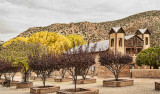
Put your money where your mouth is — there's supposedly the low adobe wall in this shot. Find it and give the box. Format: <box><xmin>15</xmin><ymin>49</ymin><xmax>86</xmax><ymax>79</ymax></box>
<box><xmin>16</xmin><ymin>82</ymin><xmax>33</xmax><ymax>89</ymax></box>
<box><xmin>131</xmin><ymin>69</ymin><xmax>160</xmax><ymax>78</ymax></box>
<box><xmin>98</xmin><ymin>66</ymin><xmax>130</xmax><ymax>78</ymax></box>
<box><xmin>73</xmin><ymin>78</ymin><xmax>96</xmax><ymax>84</ymax></box>
<box><xmin>30</xmin><ymin>85</ymin><xmax>60</xmax><ymax>94</ymax></box>
<box><xmin>103</xmin><ymin>79</ymin><xmax>134</xmax><ymax>87</ymax></box>
<box><xmin>57</xmin><ymin>88</ymin><xmax>99</xmax><ymax>94</ymax></box>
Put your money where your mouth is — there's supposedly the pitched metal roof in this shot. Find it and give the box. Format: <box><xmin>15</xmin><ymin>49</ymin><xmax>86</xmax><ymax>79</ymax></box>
<box><xmin>67</xmin><ymin>40</ymin><xmax>109</xmax><ymax>53</ymax></box>
<box><xmin>138</xmin><ymin>29</ymin><xmax>147</xmax><ymax>34</ymax></box>
<box><xmin>112</xmin><ymin>27</ymin><xmax>121</xmax><ymax>33</ymax></box>
<box><xmin>125</xmin><ymin>35</ymin><xmax>135</xmax><ymax>40</ymax></box>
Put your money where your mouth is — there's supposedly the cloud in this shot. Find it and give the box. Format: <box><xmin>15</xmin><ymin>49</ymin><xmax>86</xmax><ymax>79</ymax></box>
<box><xmin>0</xmin><ymin>0</ymin><xmax>160</xmax><ymax>41</ymax></box>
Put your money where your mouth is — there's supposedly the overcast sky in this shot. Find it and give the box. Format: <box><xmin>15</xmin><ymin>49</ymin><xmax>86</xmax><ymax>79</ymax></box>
<box><xmin>0</xmin><ymin>0</ymin><xmax>160</xmax><ymax>41</ymax></box>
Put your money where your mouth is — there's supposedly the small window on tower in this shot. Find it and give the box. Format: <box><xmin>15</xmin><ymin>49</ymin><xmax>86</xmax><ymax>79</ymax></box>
<box><xmin>111</xmin><ymin>39</ymin><xmax>114</xmax><ymax>47</ymax></box>
<box><xmin>119</xmin><ymin>38</ymin><xmax>122</xmax><ymax>47</ymax></box>
<box><xmin>145</xmin><ymin>37</ymin><xmax>148</xmax><ymax>45</ymax></box>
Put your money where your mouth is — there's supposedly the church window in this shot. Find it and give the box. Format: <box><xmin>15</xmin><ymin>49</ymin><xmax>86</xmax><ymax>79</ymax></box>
<box><xmin>111</xmin><ymin>39</ymin><xmax>114</xmax><ymax>47</ymax></box>
<box><xmin>145</xmin><ymin>37</ymin><xmax>148</xmax><ymax>45</ymax></box>
<box><xmin>119</xmin><ymin>38</ymin><xmax>122</xmax><ymax>47</ymax></box>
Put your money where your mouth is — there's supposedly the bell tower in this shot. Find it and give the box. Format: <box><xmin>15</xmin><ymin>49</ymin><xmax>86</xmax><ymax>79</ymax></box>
<box><xmin>109</xmin><ymin>27</ymin><xmax>125</xmax><ymax>54</ymax></box>
<box><xmin>135</xmin><ymin>29</ymin><xmax>151</xmax><ymax>49</ymax></box>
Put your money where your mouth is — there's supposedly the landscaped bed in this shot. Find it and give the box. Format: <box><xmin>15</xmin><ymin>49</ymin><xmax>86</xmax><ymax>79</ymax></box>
<box><xmin>73</xmin><ymin>78</ymin><xmax>96</xmax><ymax>84</ymax></box>
<box><xmin>30</xmin><ymin>85</ymin><xmax>60</xmax><ymax>94</ymax></box>
<box><xmin>0</xmin><ymin>81</ymin><xmax>4</xmax><ymax>85</ymax></box>
<box><xmin>1</xmin><ymin>81</ymin><xmax>19</xmax><ymax>87</ymax></box>
<box><xmin>99</xmin><ymin>51</ymin><xmax>133</xmax><ymax>87</ymax></box>
<box><xmin>54</xmin><ymin>77</ymin><xmax>73</xmax><ymax>82</ymax></box>
<box><xmin>0</xmin><ymin>78</ymin><xmax>5</xmax><ymax>81</ymax></box>
<box><xmin>30</xmin><ymin>76</ymin><xmax>41</xmax><ymax>81</ymax></box>
<box><xmin>57</xmin><ymin>88</ymin><xmax>99</xmax><ymax>94</ymax></box>
<box><xmin>16</xmin><ymin>82</ymin><xmax>33</xmax><ymax>89</ymax></box>
<box><xmin>103</xmin><ymin>79</ymin><xmax>134</xmax><ymax>87</ymax></box>
<box><xmin>10</xmin><ymin>81</ymin><xmax>20</xmax><ymax>86</ymax></box>
<box><xmin>155</xmin><ymin>82</ymin><xmax>160</xmax><ymax>90</ymax></box>
<box><xmin>30</xmin><ymin>76</ymin><xmax>54</xmax><ymax>81</ymax></box>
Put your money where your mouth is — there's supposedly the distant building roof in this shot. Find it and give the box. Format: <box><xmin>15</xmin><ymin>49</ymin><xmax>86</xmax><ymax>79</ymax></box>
<box><xmin>125</xmin><ymin>35</ymin><xmax>135</xmax><ymax>40</ymax></box>
<box><xmin>67</xmin><ymin>40</ymin><xmax>109</xmax><ymax>53</ymax></box>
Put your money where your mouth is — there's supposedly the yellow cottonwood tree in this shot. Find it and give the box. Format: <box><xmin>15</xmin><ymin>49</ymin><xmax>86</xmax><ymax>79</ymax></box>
<box><xmin>0</xmin><ymin>41</ymin><xmax>47</xmax><ymax>82</ymax></box>
<box><xmin>28</xmin><ymin>31</ymin><xmax>71</xmax><ymax>53</ymax></box>
<box><xmin>66</xmin><ymin>34</ymin><xmax>86</xmax><ymax>48</ymax></box>
<box><xmin>3</xmin><ymin>37</ymin><xmax>28</xmax><ymax>47</ymax></box>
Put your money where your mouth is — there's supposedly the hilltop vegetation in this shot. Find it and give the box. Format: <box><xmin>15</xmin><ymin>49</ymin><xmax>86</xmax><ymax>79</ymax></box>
<box><xmin>17</xmin><ymin>10</ymin><xmax>160</xmax><ymax>46</ymax></box>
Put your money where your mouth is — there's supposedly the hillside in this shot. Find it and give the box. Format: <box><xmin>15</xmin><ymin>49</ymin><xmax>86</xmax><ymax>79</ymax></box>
<box><xmin>17</xmin><ymin>10</ymin><xmax>160</xmax><ymax>46</ymax></box>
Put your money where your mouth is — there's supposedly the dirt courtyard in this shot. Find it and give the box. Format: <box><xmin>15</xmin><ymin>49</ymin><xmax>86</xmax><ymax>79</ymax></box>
<box><xmin>0</xmin><ymin>76</ymin><xmax>160</xmax><ymax>94</ymax></box>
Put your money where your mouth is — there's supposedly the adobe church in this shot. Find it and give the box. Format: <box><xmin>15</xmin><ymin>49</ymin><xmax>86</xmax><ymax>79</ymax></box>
<box><xmin>94</xmin><ymin>27</ymin><xmax>151</xmax><ymax>78</ymax></box>
<box><xmin>108</xmin><ymin>27</ymin><xmax>151</xmax><ymax>56</ymax></box>
<box><xmin>71</xmin><ymin>27</ymin><xmax>151</xmax><ymax>56</ymax></box>
<box><xmin>53</xmin><ymin>27</ymin><xmax>151</xmax><ymax>78</ymax></box>
<box><xmin>74</xmin><ymin>27</ymin><xmax>151</xmax><ymax>78</ymax></box>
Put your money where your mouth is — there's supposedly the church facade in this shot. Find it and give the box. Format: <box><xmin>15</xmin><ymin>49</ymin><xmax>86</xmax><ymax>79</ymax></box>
<box><xmin>108</xmin><ymin>27</ymin><xmax>151</xmax><ymax>56</ymax></box>
<box><xmin>96</xmin><ymin>27</ymin><xmax>151</xmax><ymax>78</ymax></box>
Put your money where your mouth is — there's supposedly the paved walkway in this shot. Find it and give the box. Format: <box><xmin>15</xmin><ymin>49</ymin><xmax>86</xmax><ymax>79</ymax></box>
<box><xmin>0</xmin><ymin>77</ymin><xmax>160</xmax><ymax>94</ymax></box>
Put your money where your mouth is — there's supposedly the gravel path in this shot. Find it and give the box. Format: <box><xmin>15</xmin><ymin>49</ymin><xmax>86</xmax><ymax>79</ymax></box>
<box><xmin>0</xmin><ymin>77</ymin><xmax>160</xmax><ymax>94</ymax></box>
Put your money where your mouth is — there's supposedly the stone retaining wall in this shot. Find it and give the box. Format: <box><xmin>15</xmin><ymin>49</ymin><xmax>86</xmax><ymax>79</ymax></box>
<box><xmin>131</xmin><ymin>69</ymin><xmax>160</xmax><ymax>78</ymax></box>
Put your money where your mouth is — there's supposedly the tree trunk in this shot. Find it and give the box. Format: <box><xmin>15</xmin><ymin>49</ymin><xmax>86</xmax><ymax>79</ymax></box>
<box><xmin>24</xmin><ymin>71</ymin><xmax>29</xmax><ymax>82</ymax></box>
<box><xmin>36</xmin><ymin>72</ymin><xmax>39</xmax><ymax>77</ymax></box>
<box><xmin>47</xmin><ymin>74</ymin><xmax>50</xmax><ymax>77</ymax></box>
<box><xmin>24</xmin><ymin>73</ymin><xmax>26</xmax><ymax>82</ymax></box>
<box><xmin>11</xmin><ymin>73</ymin><xmax>15</xmax><ymax>82</ymax></box>
<box><xmin>62</xmin><ymin>69</ymin><xmax>66</xmax><ymax>79</ymax></box>
<box><xmin>74</xmin><ymin>69</ymin><xmax>77</xmax><ymax>92</ymax></box>
<box><xmin>62</xmin><ymin>74</ymin><xmax>65</xmax><ymax>79</ymax></box>
<box><xmin>82</xmin><ymin>75</ymin><xmax>86</xmax><ymax>80</ymax></box>
<box><xmin>43</xmin><ymin>76</ymin><xmax>46</xmax><ymax>87</ymax></box>
<box><xmin>47</xmin><ymin>70</ymin><xmax>53</xmax><ymax>77</ymax></box>
<box><xmin>115</xmin><ymin>75</ymin><xmax>119</xmax><ymax>81</ymax></box>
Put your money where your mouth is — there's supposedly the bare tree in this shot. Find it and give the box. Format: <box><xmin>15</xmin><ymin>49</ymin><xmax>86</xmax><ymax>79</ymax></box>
<box><xmin>0</xmin><ymin>58</ymin><xmax>20</xmax><ymax>81</ymax></box>
<box><xmin>60</xmin><ymin>43</ymin><xmax>97</xmax><ymax>92</ymax></box>
<box><xmin>99</xmin><ymin>51</ymin><xmax>132</xmax><ymax>81</ymax></box>
<box><xmin>8</xmin><ymin>65</ymin><xmax>21</xmax><ymax>82</ymax></box>
<box><xmin>28</xmin><ymin>53</ymin><xmax>61</xmax><ymax>87</ymax></box>
<box><xmin>0</xmin><ymin>58</ymin><xmax>12</xmax><ymax>79</ymax></box>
